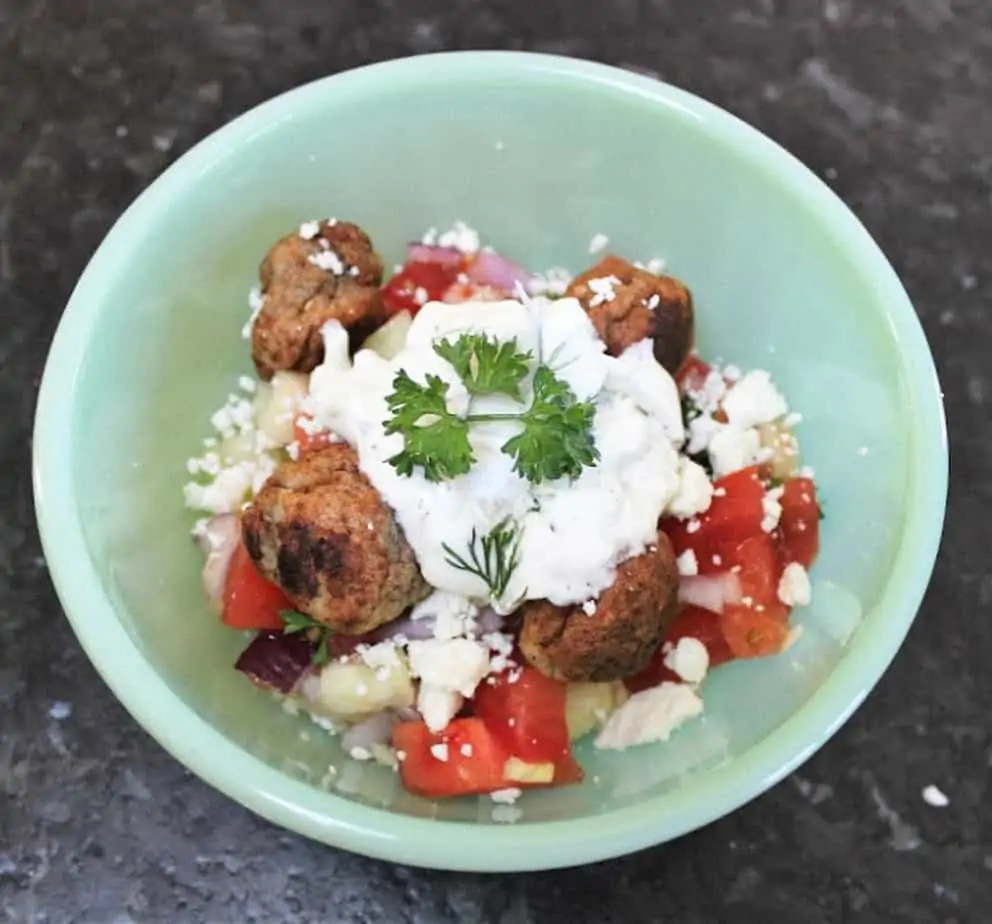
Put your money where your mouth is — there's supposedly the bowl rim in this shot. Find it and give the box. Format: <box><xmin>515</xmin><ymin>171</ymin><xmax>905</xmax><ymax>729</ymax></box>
<box><xmin>33</xmin><ymin>50</ymin><xmax>948</xmax><ymax>872</ymax></box>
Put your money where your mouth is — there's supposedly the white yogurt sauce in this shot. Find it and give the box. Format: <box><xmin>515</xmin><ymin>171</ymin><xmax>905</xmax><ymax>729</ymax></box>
<box><xmin>307</xmin><ymin>295</ymin><xmax>689</xmax><ymax>611</ymax></box>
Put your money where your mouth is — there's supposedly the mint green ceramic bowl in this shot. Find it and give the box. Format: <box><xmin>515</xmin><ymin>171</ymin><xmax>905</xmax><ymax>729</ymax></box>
<box><xmin>33</xmin><ymin>52</ymin><xmax>947</xmax><ymax>871</ymax></box>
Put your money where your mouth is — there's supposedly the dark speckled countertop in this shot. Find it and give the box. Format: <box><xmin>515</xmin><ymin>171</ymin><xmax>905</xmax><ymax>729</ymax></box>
<box><xmin>2</xmin><ymin>1</ymin><xmax>990</xmax><ymax>921</ymax></box>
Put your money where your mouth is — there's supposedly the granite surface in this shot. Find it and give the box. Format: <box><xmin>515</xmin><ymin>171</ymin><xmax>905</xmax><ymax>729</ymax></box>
<box><xmin>2</xmin><ymin>0</ymin><xmax>990</xmax><ymax>921</ymax></box>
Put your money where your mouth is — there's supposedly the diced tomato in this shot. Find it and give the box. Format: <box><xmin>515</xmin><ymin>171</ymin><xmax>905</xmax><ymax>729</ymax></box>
<box><xmin>382</xmin><ymin>261</ymin><xmax>462</xmax><ymax>316</ymax></box>
<box><xmin>676</xmin><ymin>355</ymin><xmax>712</xmax><ymax>393</ymax></box>
<box><xmin>663</xmin><ymin>466</ymin><xmax>766</xmax><ymax>561</ymax></box>
<box><xmin>778</xmin><ymin>477</ymin><xmax>820</xmax><ymax>569</ymax></box>
<box><xmin>473</xmin><ymin>668</ymin><xmax>579</xmax><ymax>784</ymax></box>
<box><xmin>720</xmin><ymin>606</ymin><xmax>790</xmax><ymax>659</ymax></box>
<box><xmin>392</xmin><ymin>718</ymin><xmax>508</xmax><ymax>799</ymax></box>
<box><xmin>625</xmin><ymin>605</ymin><xmax>735</xmax><ymax>693</ymax></box>
<box><xmin>727</xmin><ymin>533</ymin><xmax>788</xmax><ymax>618</ymax></box>
<box><xmin>222</xmin><ymin>542</ymin><xmax>294</xmax><ymax>631</ymax></box>
<box><xmin>292</xmin><ymin>414</ymin><xmax>332</xmax><ymax>454</ymax></box>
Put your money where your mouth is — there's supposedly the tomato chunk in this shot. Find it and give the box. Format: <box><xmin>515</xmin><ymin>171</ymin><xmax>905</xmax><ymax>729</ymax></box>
<box><xmin>726</xmin><ymin>533</ymin><xmax>788</xmax><ymax>618</ymax></box>
<box><xmin>222</xmin><ymin>542</ymin><xmax>294</xmax><ymax>631</ymax></box>
<box><xmin>664</xmin><ymin>466</ymin><xmax>766</xmax><ymax>561</ymax></box>
<box><xmin>625</xmin><ymin>605</ymin><xmax>735</xmax><ymax>693</ymax></box>
<box><xmin>382</xmin><ymin>261</ymin><xmax>462</xmax><ymax>316</ymax></box>
<box><xmin>778</xmin><ymin>477</ymin><xmax>821</xmax><ymax>569</ymax></box>
<box><xmin>720</xmin><ymin>605</ymin><xmax>790</xmax><ymax>659</ymax></box>
<box><xmin>392</xmin><ymin>718</ymin><xmax>508</xmax><ymax>799</ymax></box>
<box><xmin>676</xmin><ymin>355</ymin><xmax>712</xmax><ymax>393</ymax></box>
<box><xmin>473</xmin><ymin>668</ymin><xmax>580</xmax><ymax>784</ymax></box>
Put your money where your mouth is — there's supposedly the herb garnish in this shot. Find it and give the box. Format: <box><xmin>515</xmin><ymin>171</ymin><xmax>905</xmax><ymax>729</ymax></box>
<box><xmin>442</xmin><ymin>517</ymin><xmax>523</xmax><ymax>601</ymax></box>
<box><xmin>279</xmin><ymin>610</ymin><xmax>334</xmax><ymax>667</ymax></box>
<box><xmin>383</xmin><ymin>333</ymin><xmax>599</xmax><ymax>485</ymax></box>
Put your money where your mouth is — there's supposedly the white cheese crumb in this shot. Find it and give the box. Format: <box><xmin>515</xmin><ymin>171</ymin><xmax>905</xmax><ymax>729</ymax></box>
<box><xmin>922</xmin><ymin>784</ymin><xmax>950</xmax><ymax>807</ymax></box>
<box><xmin>408</xmin><ymin>638</ymin><xmax>490</xmax><ymax>697</ymax></box>
<box><xmin>663</xmin><ymin>637</ymin><xmax>710</xmax><ymax>684</ymax></box>
<box><xmin>349</xmin><ymin>746</ymin><xmax>373</xmax><ymax>761</ymax></box>
<box><xmin>460</xmin><ymin>743</ymin><xmax>474</xmax><ymax>758</ymax></box>
<box><xmin>238</xmin><ymin>375</ymin><xmax>257</xmax><ymax>394</ymax></box>
<box><xmin>778</xmin><ymin>562</ymin><xmax>812</xmax><ymax>607</ymax></box>
<box><xmin>286</xmin><ymin>440</ymin><xmax>301</xmax><ymax>460</ymax></box>
<box><xmin>242</xmin><ymin>287</ymin><xmax>265</xmax><ymax>340</ymax></box>
<box><xmin>722</xmin><ymin>370</ymin><xmax>789</xmax><ymax>429</ymax></box>
<box><xmin>594</xmin><ymin>682</ymin><xmax>703</xmax><ymax>750</ymax></box>
<box><xmin>437</xmin><ymin>221</ymin><xmax>480</xmax><ymax>254</ymax></box>
<box><xmin>761</xmin><ymin>486</ymin><xmax>784</xmax><ymax>533</ymax></box>
<box><xmin>646</xmin><ymin>293</ymin><xmax>661</xmax><ymax>310</ymax></box>
<box><xmin>430</xmin><ymin>743</ymin><xmax>449</xmax><ymax>762</ymax></box>
<box><xmin>676</xmin><ymin>549</ymin><xmax>699</xmax><ymax>576</ymax></box>
<box><xmin>299</xmin><ymin>220</ymin><xmax>320</xmax><ymax>240</ymax></box>
<box><xmin>686</xmin><ymin>519</ymin><xmax>701</xmax><ymax>534</ymax></box>
<box><xmin>527</xmin><ymin>266</ymin><xmax>572</xmax><ymax>297</ymax></box>
<box><xmin>413</xmin><ymin>286</ymin><xmax>429</xmax><ymax>306</ymax></box>
<box><xmin>708</xmin><ymin>424</ymin><xmax>762</xmax><ymax>478</ymax></box>
<box><xmin>645</xmin><ymin>256</ymin><xmax>666</xmax><ymax>274</ymax></box>
<box><xmin>799</xmin><ymin>465</ymin><xmax>816</xmax><ymax>478</ymax></box>
<box><xmin>582</xmin><ymin>599</ymin><xmax>597</xmax><ymax>616</ymax></box>
<box><xmin>668</xmin><ymin>458</ymin><xmax>714</xmax><ymax>519</ymax></box>
<box><xmin>587</xmin><ymin>275</ymin><xmax>621</xmax><ymax>307</ymax></box>
<box><xmin>588</xmin><ymin>232</ymin><xmax>609</xmax><ymax>254</ymax></box>
<box><xmin>490</xmin><ymin>787</ymin><xmax>522</xmax><ymax>804</ymax></box>
<box><xmin>358</xmin><ymin>642</ymin><xmax>402</xmax><ymax>672</ymax></box>
<box><xmin>309</xmin><ymin>249</ymin><xmax>345</xmax><ymax>275</ymax></box>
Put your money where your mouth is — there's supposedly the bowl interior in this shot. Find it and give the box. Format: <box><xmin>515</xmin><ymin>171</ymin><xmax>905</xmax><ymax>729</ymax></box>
<box><xmin>41</xmin><ymin>55</ymin><xmax>942</xmax><ymax>858</ymax></box>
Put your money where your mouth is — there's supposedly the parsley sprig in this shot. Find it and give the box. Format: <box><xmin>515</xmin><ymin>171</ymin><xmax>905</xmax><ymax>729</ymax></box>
<box><xmin>383</xmin><ymin>334</ymin><xmax>599</xmax><ymax>485</ymax></box>
<box><xmin>442</xmin><ymin>517</ymin><xmax>523</xmax><ymax>601</ymax></box>
<box><xmin>279</xmin><ymin>610</ymin><xmax>334</xmax><ymax>667</ymax></box>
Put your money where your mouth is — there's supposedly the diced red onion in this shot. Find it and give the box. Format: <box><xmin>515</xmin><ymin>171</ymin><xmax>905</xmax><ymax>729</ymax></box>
<box><xmin>466</xmin><ymin>250</ymin><xmax>531</xmax><ymax>291</ymax></box>
<box><xmin>406</xmin><ymin>243</ymin><xmax>465</xmax><ymax>267</ymax></box>
<box><xmin>340</xmin><ymin>711</ymin><xmax>397</xmax><ymax>753</ymax></box>
<box><xmin>476</xmin><ymin>607</ymin><xmax>505</xmax><ymax>635</ymax></box>
<box><xmin>678</xmin><ymin>572</ymin><xmax>742</xmax><ymax>614</ymax></box>
<box><xmin>234</xmin><ymin>632</ymin><xmax>316</xmax><ymax>694</ymax></box>
<box><xmin>195</xmin><ymin>514</ymin><xmax>240</xmax><ymax>612</ymax></box>
<box><xmin>371</xmin><ymin>614</ymin><xmax>437</xmax><ymax>643</ymax></box>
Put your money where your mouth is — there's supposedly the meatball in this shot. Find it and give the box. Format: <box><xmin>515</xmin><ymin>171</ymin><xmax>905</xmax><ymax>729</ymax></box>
<box><xmin>565</xmin><ymin>255</ymin><xmax>694</xmax><ymax>374</ymax></box>
<box><xmin>251</xmin><ymin>219</ymin><xmax>387</xmax><ymax>380</ymax></box>
<box><xmin>241</xmin><ymin>443</ymin><xmax>431</xmax><ymax>634</ymax></box>
<box><xmin>518</xmin><ymin>535</ymin><xmax>680</xmax><ymax>683</ymax></box>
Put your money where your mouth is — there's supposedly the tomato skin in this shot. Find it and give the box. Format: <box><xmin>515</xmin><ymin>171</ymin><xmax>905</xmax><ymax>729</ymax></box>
<box><xmin>222</xmin><ymin>542</ymin><xmax>294</xmax><ymax>631</ymax></box>
<box><xmin>663</xmin><ymin>466</ymin><xmax>766</xmax><ymax>562</ymax></box>
<box><xmin>292</xmin><ymin>414</ymin><xmax>332</xmax><ymax>454</ymax></box>
<box><xmin>625</xmin><ymin>605</ymin><xmax>735</xmax><ymax>693</ymax></box>
<box><xmin>382</xmin><ymin>261</ymin><xmax>461</xmax><ymax>316</ymax></box>
<box><xmin>473</xmin><ymin>668</ymin><xmax>580</xmax><ymax>784</ymax></box>
<box><xmin>392</xmin><ymin>718</ymin><xmax>509</xmax><ymax>799</ymax></box>
<box><xmin>778</xmin><ymin>477</ymin><xmax>820</xmax><ymax>569</ymax></box>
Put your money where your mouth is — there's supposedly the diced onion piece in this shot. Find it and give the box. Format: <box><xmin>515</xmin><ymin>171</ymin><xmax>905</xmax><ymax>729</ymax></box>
<box><xmin>678</xmin><ymin>572</ymin><xmax>743</xmax><ymax>614</ymax></box>
<box><xmin>565</xmin><ymin>681</ymin><xmax>629</xmax><ymax>742</ymax></box>
<box><xmin>302</xmin><ymin>658</ymin><xmax>414</xmax><ymax>721</ymax></box>
<box><xmin>466</xmin><ymin>250</ymin><xmax>531</xmax><ymax>291</ymax></box>
<box><xmin>757</xmin><ymin>419</ymin><xmax>800</xmax><ymax>481</ymax></box>
<box><xmin>407</xmin><ymin>243</ymin><xmax>465</xmax><ymax>267</ymax></box>
<box><xmin>234</xmin><ymin>632</ymin><xmax>315</xmax><ymax>694</ymax></box>
<box><xmin>255</xmin><ymin>371</ymin><xmax>309</xmax><ymax>446</ymax></box>
<box><xmin>340</xmin><ymin>710</ymin><xmax>398</xmax><ymax>753</ymax></box>
<box><xmin>360</xmin><ymin>311</ymin><xmax>413</xmax><ymax>360</ymax></box>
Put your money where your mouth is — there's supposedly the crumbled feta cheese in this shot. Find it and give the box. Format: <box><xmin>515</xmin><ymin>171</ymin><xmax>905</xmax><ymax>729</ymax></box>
<box><xmin>184</xmin><ymin>457</ymin><xmax>276</xmax><ymax>514</ymax></box>
<box><xmin>588</xmin><ymin>233</ymin><xmax>609</xmax><ymax>254</ymax></box>
<box><xmin>527</xmin><ymin>267</ymin><xmax>572</xmax><ymax>297</ymax></box>
<box><xmin>460</xmin><ymin>743</ymin><xmax>474</xmax><ymax>758</ymax></box>
<box><xmin>922</xmin><ymin>784</ymin><xmax>950</xmax><ymax>807</ymax></box>
<box><xmin>238</xmin><ymin>375</ymin><xmax>257</xmax><ymax>394</ymax></box>
<box><xmin>686</xmin><ymin>518</ymin><xmax>701</xmax><ymax>534</ymax></box>
<box><xmin>408</xmin><ymin>638</ymin><xmax>490</xmax><ymax>698</ymax></box>
<box><xmin>722</xmin><ymin>370</ymin><xmax>789</xmax><ymax>429</ymax></box>
<box><xmin>668</xmin><ymin>458</ymin><xmax>714</xmax><ymax>519</ymax></box>
<box><xmin>708</xmin><ymin>424</ymin><xmax>762</xmax><ymax>478</ymax></box>
<box><xmin>761</xmin><ymin>486</ymin><xmax>784</xmax><ymax>533</ymax></box>
<box><xmin>349</xmin><ymin>746</ymin><xmax>373</xmax><ymax>761</ymax></box>
<box><xmin>646</xmin><ymin>293</ymin><xmax>661</xmax><ymax>310</ymax></box>
<box><xmin>437</xmin><ymin>221</ymin><xmax>480</xmax><ymax>254</ymax></box>
<box><xmin>309</xmin><ymin>250</ymin><xmax>345</xmax><ymax>275</ymax></box>
<box><xmin>676</xmin><ymin>549</ymin><xmax>699</xmax><ymax>576</ymax></box>
<box><xmin>799</xmin><ymin>465</ymin><xmax>816</xmax><ymax>478</ymax></box>
<box><xmin>645</xmin><ymin>256</ymin><xmax>665</xmax><ymax>274</ymax></box>
<box><xmin>483</xmin><ymin>631</ymin><xmax>516</xmax><ymax>673</ymax></box>
<box><xmin>358</xmin><ymin>642</ymin><xmax>402</xmax><ymax>672</ymax></box>
<box><xmin>299</xmin><ymin>220</ymin><xmax>320</xmax><ymax>240</ymax></box>
<box><xmin>594</xmin><ymin>682</ymin><xmax>703</xmax><ymax>750</ymax></box>
<box><xmin>587</xmin><ymin>275</ymin><xmax>621</xmax><ymax>307</ymax></box>
<box><xmin>778</xmin><ymin>562</ymin><xmax>812</xmax><ymax>607</ymax></box>
<box><xmin>582</xmin><ymin>599</ymin><xmax>597</xmax><ymax>616</ymax></box>
<box><xmin>490</xmin><ymin>787</ymin><xmax>522</xmax><ymax>804</ymax></box>
<box><xmin>242</xmin><ymin>287</ymin><xmax>265</xmax><ymax>340</ymax></box>
<box><xmin>417</xmin><ymin>685</ymin><xmax>462</xmax><ymax>733</ymax></box>
<box><xmin>286</xmin><ymin>440</ymin><xmax>301</xmax><ymax>460</ymax></box>
<box><xmin>430</xmin><ymin>743</ymin><xmax>449</xmax><ymax>762</ymax></box>
<box><xmin>210</xmin><ymin>394</ymin><xmax>255</xmax><ymax>439</ymax></box>
<box><xmin>411</xmin><ymin>590</ymin><xmax>479</xmax><ymax>641</ymax></box>
<box><xmin>784</xmin><ymin>411</ymin><xmax>803</xmax><ymax>428</ymax></box>
<box><xmin>663</xmin><ymin>637</ymin><xmax>709</xmax><ymax>684</ymax></box>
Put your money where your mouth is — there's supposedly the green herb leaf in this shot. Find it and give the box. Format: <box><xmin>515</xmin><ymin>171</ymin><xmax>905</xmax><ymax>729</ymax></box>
<box><xmin>442</xmin><ymin>517</ymin><xmax>523</xmax><ymax>601</ymax></box>
<box><xmin>279</xmin><ymin>610</ymin><xmax>334</xmax><ymax>667</ymax></box>
<box><xmin>502</xmin><ymin>366</ymin><xmax>599</xmax><ymax>483</ymax></box>
<box><xmin>279</xmin><ymin>609</ymin><xmax>323</xmax><ymax>633</ymax></box>
<box><xmin>434</xmin><ymin>334</ymin><xmax>532</xmax><ymax>400</ymax></box>
<box><xmin>383</xmin><ymin>369</ymin><xmax>474</xmax><ymax>482</ymax></box>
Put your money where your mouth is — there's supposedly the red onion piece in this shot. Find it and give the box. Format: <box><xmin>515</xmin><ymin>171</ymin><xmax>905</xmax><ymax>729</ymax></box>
<box><xmin>466</xmin><ymin>250</ymin><xmax>531</xmax><ymax>291</ymax></box>
<box><xmin>678</xmin><ymin>572</ymin><xmax>742</xmax><ymax>614</ymax></box>
<box><xmin>476</xmin><ymin>607</ymin><xmax>505</xmax><ymax>635</ymax></box>
<box><xmin>341</xmin><ymin>711</ymin><xmax>397</xmax><ymax>753</ymax></box>
<box><xmin>234</xmin><ymin>632</ymin><xmax>315</xmax><ymax>694</ymax></box>
<box><xmin>370</xmin><ymin>613</ymin><xmax>437</xmax><ymax>643</ymax></box>
<box><xmin>195</xmin><ymin>514</ymin><xmax>240</xmax><ymax>613</ymax></box>
<box><xmin>406</xmin><ymin>243</ymin><xmax>465</xmax><ymax>267</ymax></box>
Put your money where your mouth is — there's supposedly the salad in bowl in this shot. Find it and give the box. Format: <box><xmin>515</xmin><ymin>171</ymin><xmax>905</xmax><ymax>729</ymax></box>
<box><xmin>184</xmin><ymin>218</ymin><xmax>822</xmax><ymax>806</ymax></box>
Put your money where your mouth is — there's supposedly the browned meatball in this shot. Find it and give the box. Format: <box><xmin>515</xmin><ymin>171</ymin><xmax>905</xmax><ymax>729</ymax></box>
<box><xmin>241</xmin><ymin>443</ymin><xmax>431</xmax><ymax>634</ymax></box>
<box><xmin>251</xmin><ymin>220</ymin><xmax>387</xmax><ymax>380</ymax></box>
<box><xmin>565</xmin><ymin>255</ymin><xmax>694</xmax><ymax>374</ymax></box>
<box><xmin>518</xmin><ymin>535</ymin><xmax>680</xmax><ymax>682</ymax></box>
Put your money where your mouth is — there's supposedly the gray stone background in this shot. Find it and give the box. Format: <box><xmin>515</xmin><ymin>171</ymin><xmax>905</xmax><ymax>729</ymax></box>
<box><xmin>1</xmin><ymin>1</ymin><xmax>989</xmax><ymax>921</ymax></box>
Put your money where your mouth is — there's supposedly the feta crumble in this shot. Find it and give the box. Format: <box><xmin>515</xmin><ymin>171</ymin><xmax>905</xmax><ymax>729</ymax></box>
<box><xmin>434</xmin><ymin>221</ymin><xmax>480</xmax><ymax>254</ymax></box>
<box><xmin>299</xmin><ymin>220</ymin><xmax>320</xmax><ymax>240</ymax></box>
<box><xmin>722</xmin><ymin>370</ymin><xmax>789</xmax><ymax>429</ymax></box>
<box><xmin>527</xmin><ymin>266</ymin><xmax>572</xmax><ymax>297</ymax></box>
<box><xmin>922</xmin><ymin>784</ymin><xmax>950</xmax><ymax>807</ymax></box>
<box><xmin>668</xmin><ymin>458</ymin><xmax>714</xmax><ymax>519</ymax></box>
<box><xmin>663</xmin><ymin>637</ymin><xmax>709</xmax><ymax>684</ymax></box>
<box><xmin>490</xmin><ymin>787</ymin><xmax>522</xmax><ymax>804</ymax></box>
<box><xmin>587</xmin><ymin>275</ymin><xmax>621</xmax><ymax>307</ymax></box>
<box><xmin>676</xmin><ymin>549</ymin><xmax>699</xmax><ymax>576</ymax></box>
<box><xmin>778</xmin><ymin>562</ymin><xmax>812</xmax><ymax>607</ymax></box>
<box><xmin>430</xmin><ymin>743</ymin><xmax>450</xmax><ymax>762</ymax></box>
<box><xmin>761</xmin><ymin>486</ymin><xmax>784</xmax><ymax>533</ymax></box>
<box><xmin>588</xmin><ymin>233</ymin><xmax>609</xmax><ymax>254</ymax></box>
<box><xmin>241</xmin><ymin>287</ymin><xmax>265</xmax><ymax>340</ymax></box>
<box><xmin>582</xmin><ymin>599</ymin><xmax>597</xmax><ymax>616</ymax></box>
<box><xmin>309</xmin><ymin>249</ymin><xmax>345</xmax><ymax>275</ymax></box>
<box><xmin>594</xmin><ymin>682</ymin><xmax>703</xmax><ymax>750</ymax></box>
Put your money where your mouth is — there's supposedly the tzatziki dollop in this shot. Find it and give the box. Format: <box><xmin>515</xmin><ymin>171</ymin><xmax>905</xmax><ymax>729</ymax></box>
<box><xmin>307</xmin><ymin>295</ymin><xmax>691</xmax><ymax>611</ymax></box>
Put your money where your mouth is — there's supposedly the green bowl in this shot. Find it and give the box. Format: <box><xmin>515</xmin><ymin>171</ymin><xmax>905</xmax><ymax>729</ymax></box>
<box><xmin>33</xmin><ymin>52</ymin><xmax>947</xmax><ymax>871</ymax></box>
